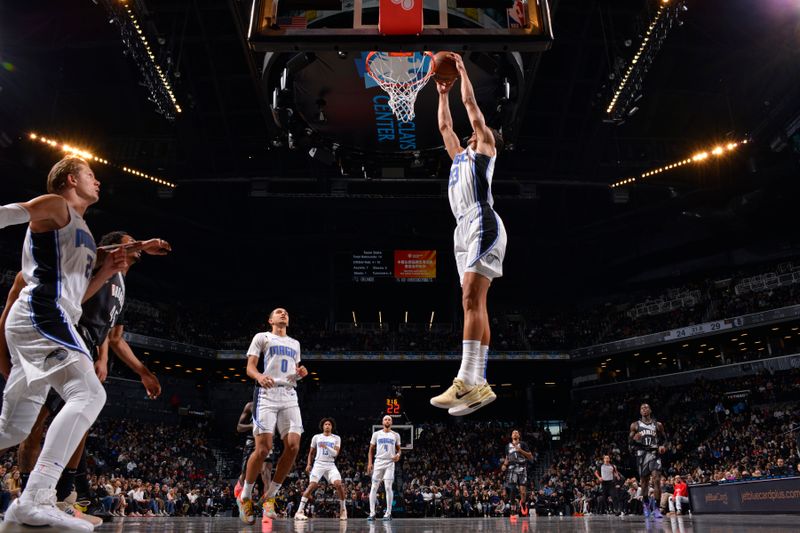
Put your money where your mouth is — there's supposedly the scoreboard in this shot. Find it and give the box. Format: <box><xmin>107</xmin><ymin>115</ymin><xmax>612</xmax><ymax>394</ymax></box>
<box><xmin>351</xmin><ymin>250</ymin><xmax>436</xmax><ymax>282</ymax></box>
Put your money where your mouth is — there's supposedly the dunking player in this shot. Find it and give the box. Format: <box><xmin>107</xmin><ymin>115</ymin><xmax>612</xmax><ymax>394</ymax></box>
<box><xmin>630</xmin><ymin>403</ymin><xmax>667</xmax><ymax>519</ymax></box>
<box><xmin>0</xmin><ymin>156</ymin><xmax>125</xmax><ymax>530</ymax></box>
<box><xmin>1</xmin><ymin>231</ymin><xmax>167</xmax><ymax>524</ymax></box>
<box><xmin>431</xmin><ymin>52</ymin><xmax>506</xmax><ymax>416</ymax></box>
<box><xmin>367</xmin><ymin>415</ymin><xmax>401</xmax><ymax>521</ymax></box>
<box><xmin>501</xmin><ymin>429</ymin><xmax>533</xmax><ymax>516</ymax></box>
<box><xmin>237</xmin><ymin>308</ymin><xmax>308</xmax><ymax>525</ymax></box>
<box><xmin>294</xmin><ymin>417</ymin><xmax>347</xmax><ymax>521</ymax></box>
<box><xmin>233</xmin><ymin>401</ymin><xmax>275</xmax><ymax>501</ymax></box>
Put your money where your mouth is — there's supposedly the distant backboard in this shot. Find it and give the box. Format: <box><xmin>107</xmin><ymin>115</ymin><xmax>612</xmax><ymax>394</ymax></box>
<box><xmin>248</xmin><ymin>0</ymin><xmax>553</xmax><ymax>52</ymax></box>
<box><xmin>372</xmin><ymin>424</ymin><xmax>414</xmax><ymax>450</ymax></box>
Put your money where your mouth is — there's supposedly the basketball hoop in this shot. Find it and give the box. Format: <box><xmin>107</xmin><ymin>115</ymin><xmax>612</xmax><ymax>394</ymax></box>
<box><xmin>366</xmin><ymin>51</ymin><xmax>435</xmax><ymax>124</ymax></box>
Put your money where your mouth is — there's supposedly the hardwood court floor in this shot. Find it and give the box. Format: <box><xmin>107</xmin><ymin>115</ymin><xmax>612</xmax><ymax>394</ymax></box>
<box><xmin>2</xmin><ymin>514</ymin><xmax>798</xmax><ymax>532</ymax></box>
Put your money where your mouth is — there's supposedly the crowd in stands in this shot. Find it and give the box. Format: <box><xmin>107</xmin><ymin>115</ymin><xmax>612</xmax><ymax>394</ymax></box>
<box><xmin>1</xmin><ymin>367</ymin><xmax>797</xmax><ymax>519</ymax></box>
<box><xmin>2</xmin><ymin>255</ymin><xmax>799</xmax><ymax>354</ymax></box>
<box><xmin>537</xmin><ymin>369</ymin><xmax>800</xmax><ymax>516</ymax></box>
<box><xmin>0</xmin><ymin>417</ymin><xmax>234</xmax><ymax>518</ymax></box>
<box><xmin>85</xmin><ymin>258</ymin><xmax>800</xmax><ymax>353</ymax></box>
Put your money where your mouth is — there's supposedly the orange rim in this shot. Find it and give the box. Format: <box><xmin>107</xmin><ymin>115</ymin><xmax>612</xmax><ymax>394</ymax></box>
<box><xmin>365</xmin><ymin>51</ymin><xmax>436</xmax><ymax>88</ymax></box>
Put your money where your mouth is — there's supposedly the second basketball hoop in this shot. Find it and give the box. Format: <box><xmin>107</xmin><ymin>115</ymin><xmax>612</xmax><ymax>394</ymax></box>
<box><xmin>365</xmin><ymin>51</ymin><xmax>435</xmax><ymax>124</ymax></box>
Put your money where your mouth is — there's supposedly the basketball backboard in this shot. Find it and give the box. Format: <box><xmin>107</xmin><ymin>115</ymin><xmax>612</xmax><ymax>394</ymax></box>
<box><xmin>247</xmin><ymin>0</ymin><xmax>553</xmax><ymax>171</ymax></box>
<box><xmin>248</xmin><ymin>0</ymin><xmax>553</xmax><ymax>52</ymax></box>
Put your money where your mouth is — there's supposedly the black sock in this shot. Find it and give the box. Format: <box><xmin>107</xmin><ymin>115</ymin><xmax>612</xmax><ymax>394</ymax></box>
<box><xmin>56</xmin><ymin>469</ymin><xmax>77</xmax><ymax>502</ymax></box>
<box><xmin>75</xmin><ymin>451</ymin><xmax>90</xmax><ymax>500</ymax></box>
<box><xmin>20</xmin><ymin>472</ymin><xmax>30</xmax><ymax>491</ymax></box>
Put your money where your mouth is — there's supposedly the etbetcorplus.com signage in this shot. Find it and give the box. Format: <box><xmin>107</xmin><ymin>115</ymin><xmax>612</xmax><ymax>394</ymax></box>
<box><xmin>689</xmin><ymin>477</ymin><xmax>800</xmax><ymax>514</ymax></box>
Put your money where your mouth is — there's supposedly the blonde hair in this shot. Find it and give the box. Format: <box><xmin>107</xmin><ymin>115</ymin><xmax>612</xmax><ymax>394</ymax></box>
<box><xmin>46</xmin><ymin>156</ymin><xmax>88</xmax><ymax>194</ymax></box>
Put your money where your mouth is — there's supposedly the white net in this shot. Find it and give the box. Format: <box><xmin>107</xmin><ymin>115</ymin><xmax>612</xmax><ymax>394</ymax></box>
<box><xmin>366</xmin><ymin>52</ymin><xmax>435</xmax><ymax>124</ymax></box>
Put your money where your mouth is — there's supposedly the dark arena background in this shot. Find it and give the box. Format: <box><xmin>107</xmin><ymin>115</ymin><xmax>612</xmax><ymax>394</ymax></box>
<box><xmin>1</xmin><ymin>0</ymin><xmax>800</xmax><ymax>532</ymax></box>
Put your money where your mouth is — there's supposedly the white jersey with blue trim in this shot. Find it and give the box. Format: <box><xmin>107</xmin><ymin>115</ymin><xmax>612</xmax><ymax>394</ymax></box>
<box><xmin>247</xmin><ymin>331</ymin><xmax>302</xmax><ymax>405</ymax></box>
<box><xmin>371</xmin><ymin>429</ymin><xmax>401</xmax><ymax>465</ymax></box>
<box><xmin>447</xmin><ymin>145</ymin><xmax>496</xmax><ymax>221</ymax></box>
<box><xmin>14</xmin><ymin>206</ymin><xmax>96</xmax><ymax>351</ymax></box>
<box><xmin>311</xmin><ymin>433</ymin><xmax>341</xmax><ymax>465</ymax></box>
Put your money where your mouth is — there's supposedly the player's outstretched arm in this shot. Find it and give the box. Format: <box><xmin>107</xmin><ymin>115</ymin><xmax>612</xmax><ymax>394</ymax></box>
<box><xmin>83</xmin><ymin>248</ymin><xmax>129</xmax><ymax>302</ymax></box>
<box><xmin>0</xmin><ymin>195</ymin><xmax>70</xmax><ymax>231</ymax></box>
<box><xmin>437</xmin><ymin>81</ymin><xmax>462</xmax><ymax>160</ymax></box>
<box><xmin>0</xmin><ymin>272</ymin><xmax>25</xmax><ymax>379</ymax></box>
<box><xmin>108</xmin><ymin>325</ymin><xmax>161</xmax><ymax>399</ymax></box>
<box><xmin>450</xmin><ymin>53</ymin><xmax>496</xmax><ymax>156</ymax></box>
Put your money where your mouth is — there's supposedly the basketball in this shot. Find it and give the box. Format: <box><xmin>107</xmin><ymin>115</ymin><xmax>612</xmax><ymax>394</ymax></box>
<box><xmin>433</xmin><ymin>51</ymin><xmax>459</xmax><ymax>83</ymax></box>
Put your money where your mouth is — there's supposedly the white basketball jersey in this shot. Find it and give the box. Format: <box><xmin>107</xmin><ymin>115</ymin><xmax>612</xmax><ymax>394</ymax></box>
<box><xmin>16</xmin><ymin>206</ymin><xmax>96</xmax><ymax>351</ymax></box>
<box><xmin>311</xmin><ymin>433</ymin><xmax>341</xmax><ymax>465</ymax></box>
<box><xmin>247</xmin><ymin>332</ymin><xmax>302</xmax><ymax>403</ymax></box>
<box><xmin>447</xmin><ymin>146</ymin><xmax>496</xmax><ymax>220</ymax></box>
<box><xmin>371</xmin><ymin>429</ymin><xmax>401</xmax><ymax>463</ymax></box>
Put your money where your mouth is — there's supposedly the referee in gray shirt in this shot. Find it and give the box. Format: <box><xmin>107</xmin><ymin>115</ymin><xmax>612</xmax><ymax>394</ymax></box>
<box><xmin>594</xmin><ymin>455</ymin><xmax>621</xmax><ymax>515</ymax></box>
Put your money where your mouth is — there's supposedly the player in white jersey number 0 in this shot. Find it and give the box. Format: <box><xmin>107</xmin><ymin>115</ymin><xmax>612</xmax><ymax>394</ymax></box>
<box><xmin>237</xmin><ymin>307</ymin><xmax>309</xmax><ymax>525</ymax></box>
<box><xmin>294</xmin><ymin>417</ymin><xmax>347</xmax><ymax>521</ymax></box>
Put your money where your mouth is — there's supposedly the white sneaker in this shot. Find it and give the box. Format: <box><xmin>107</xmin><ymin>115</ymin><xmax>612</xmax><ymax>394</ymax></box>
<box><xmin>294</xmin><ymin>510</ymin><xmax>309</xmax><ymax>521</ymax></box>
<box><xmin>5</xmin><ymin>489</ymin><xmax>94</xmax><ymax>531</ymax></box>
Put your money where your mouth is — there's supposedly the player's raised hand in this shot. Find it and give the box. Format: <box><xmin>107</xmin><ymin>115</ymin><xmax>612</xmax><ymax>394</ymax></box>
<box><xmin>296</xmin><ymin>365</ymin><xmax>309</xmax><ymax>379</ymax></box>
<box><xmin>448</xmin><ymin>52</ymin><xmax>466</xmax><ymax>73</ymax></box>
<box><xmin>258</xmin><ymin>374</ymin><xmax>275</xmax><ymax>388</ymax></box>
<box><xmin>97</xmin><ymin>247</ymin><xmax>128</xmax><ymax>278</ymax></box>
<box><xmin>140</xmin><ymin>238</ymin><xmax>172</xmax><ymax>255</ymax></box>
<box><xmin>436</xmin><ymin>79</ymin><xmax>455</xmax><ymax>95</ymax></box>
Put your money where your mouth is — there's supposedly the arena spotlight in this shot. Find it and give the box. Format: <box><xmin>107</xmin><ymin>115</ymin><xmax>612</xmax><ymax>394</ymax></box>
<box><xmin>99</xmin><ymin>0</ymin><xmax>181</xmax><ymax>119</ymax></box>
<box><xmin>605</xmin><ymin>1</ymin><xmax>686</xmax><ymax>122</ymax></box>
<box><xmin>610</xmin><ymin>139</ymin><xmax>746</xmax><ymax>188</ymax></box>
<box><xmin>28</xmin><ymin>131</ymin><xmax>177</xmax><ymax>188</ymax></box>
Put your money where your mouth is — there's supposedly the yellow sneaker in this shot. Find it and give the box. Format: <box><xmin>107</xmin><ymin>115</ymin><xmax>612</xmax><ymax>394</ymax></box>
<box><xmin>263</xmin><ymin>497</ymin><xmax>278</xmax><ymax>519</ymax></box>
<box><xmin>430</xmin><ymin>378</ymin><xmax>472</xmax><ymax>409</ymax></box>
<box><xmin>448</xmin><ymin>382</ymin><xmax>497</xmax><ymax>416</ymax></box>
<box><xmin>237</xmin><ymin>497</ymin><xmax>255</xmax><ymax>525</ymax></box>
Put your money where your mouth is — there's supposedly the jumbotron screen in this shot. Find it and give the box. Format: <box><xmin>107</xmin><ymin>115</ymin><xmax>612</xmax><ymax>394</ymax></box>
<box><xmin>351</xmin><ymin>250</ymin><xmax>436</xmax><ymax>282</ymax></box>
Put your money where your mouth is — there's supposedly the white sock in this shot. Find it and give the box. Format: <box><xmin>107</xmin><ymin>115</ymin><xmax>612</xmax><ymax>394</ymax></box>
<box><xmin>241</xmin><ymin>481</ymin><xmax>255</xmax><ymax>500</ymax></box>
<box><xmin>340</xmin><ymin>499</ymin><xmax>346</xmax><ymax>510</ymax></box>
<box><xmin>474</xmin><ymin>345</ymin><xmax>489</xmax><ymax>385</ymax></box>
<box><xmin>369</xmin><ymin>481</ymin><xmax>379</xmax><ymax>516</ymax></box>
<box><xmin>456</xmin><ymin>340</ymin><xmax>482</xmax><ymax>386</ymax></box>
<box><xmin>266</xmin><ymin>481</ymin><xmax>281</xmax><ymax>499</ymax></box>
<box><xmin>298</xmin><ymin>496</ymin><xmax>307</xmax><ymax>512</ymax></box>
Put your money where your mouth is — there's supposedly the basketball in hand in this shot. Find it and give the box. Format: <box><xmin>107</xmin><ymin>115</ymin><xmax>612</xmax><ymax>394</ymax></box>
<box><xmin>433</xmin><ymin>51</ymin><xmax>459</xmax><ymax>83</ymax></box>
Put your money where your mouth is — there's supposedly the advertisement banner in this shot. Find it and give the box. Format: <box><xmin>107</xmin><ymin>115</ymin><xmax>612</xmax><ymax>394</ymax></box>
<box><xmin>689</xmin><ymin>477</ymin><xmax>800</xmax><ymax>514</ymax></box>
<box><xmin>394</xmin><ymin>250</ymin><xmax>436</xmax><ymax>280</ymax></box>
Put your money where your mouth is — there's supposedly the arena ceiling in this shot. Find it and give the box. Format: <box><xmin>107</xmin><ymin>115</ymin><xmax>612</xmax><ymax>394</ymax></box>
<box><xmin>1</xmin><ymin>0</ymin><xmax>799</xmax><ymax>301</ymax></box>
